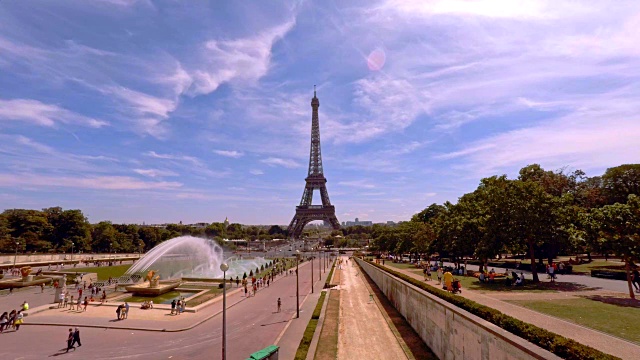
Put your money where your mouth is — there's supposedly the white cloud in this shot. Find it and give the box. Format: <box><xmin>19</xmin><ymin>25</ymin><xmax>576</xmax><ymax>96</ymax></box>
<box><xmin>144</xmin><ymin>151</ymin><xmax>201</xmax><ymax>166</ymax></box>
<box><xmin>260</xmin><ymin>157</ymin><xmax>302</xmax><ymax>168</ymax></box>
<box><xmin>0</xmin><ymin>173</ymin><xmax>182</xmax><ymax>190</ymax></box>
<box><xmin>133</xmin><ymin>168</ymin><xmax>179</xmax><ymax>178</ymax></box>
<box><xmin>213</xmin><ymin>150</ymin><xmax>244</xmax><ymax>158</ymax></box>
<box><xmin>0</xmin><ymin>98</ymin><xmax>108</xmax><ymax>128</ymax></box>
<box><xmin>250</xmin><ymin>169</ymin><xmax>264</xmax><ymax>175</ymax></box>
<box><xmin>338</xmin><ymin>180</ymin><xmax>376</xmax><ymax>189</ymax></box>
<box><xmin>189</xmin><ymin>20</ymin><xmax>296</xmax><ymax>95</ymax></box>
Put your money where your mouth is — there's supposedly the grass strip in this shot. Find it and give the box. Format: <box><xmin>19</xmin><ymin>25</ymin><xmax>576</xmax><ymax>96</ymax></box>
<box><xmin>294</xmin><ymin>291</ymin><xmax>327</xmax><ymax>360</ymax></box>
<box><xmin>362</xmin><ymin>259</ymin><xmax>619</xmax><ymax>360</ymax></box>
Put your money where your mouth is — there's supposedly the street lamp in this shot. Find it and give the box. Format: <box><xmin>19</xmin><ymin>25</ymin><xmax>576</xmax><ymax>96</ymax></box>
<box><xmin>295</xmin><ymin>250</ymin><xmax>300</xmax><ymax>319</ymax></box>
<box><xmin>311</xmin><ymin>247</ymin><xmax>314</xmax><ymax>294</ymax></box>
<box><xmin>220</xmin><ymin>262</ymin><xmax>229</xmax><ymax>360</ymax></box>
<box><xmin>13</xmin><ymin>241</ymin><xmax>20</xmax><ymax>270</ymax></box>
<box><xmin>71</xmin><ymin>242</ymin><xmax>74</xmax><ymax>262</ymax></box>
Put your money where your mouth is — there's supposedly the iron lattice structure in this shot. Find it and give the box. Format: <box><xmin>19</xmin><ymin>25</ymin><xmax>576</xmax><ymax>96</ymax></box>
<box><xmin>287</xmin><ymin>88</ymin><xmax>340</xmax><ymax>239</ymax></box>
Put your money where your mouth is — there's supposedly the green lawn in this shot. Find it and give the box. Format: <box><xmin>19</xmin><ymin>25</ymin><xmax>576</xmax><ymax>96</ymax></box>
<box><xmin>386</xmin><ymin>262</ymin><xmax>419</xmax><ymax>270</ymax></box>
<box><xmin>508</xmin><ymin>298</ymin><xmax>640</xmax><ymax>344</ymax></box>
<box><xmin>409</xmin><ymin>270</ymin><xmax>590</xmax><ymax>293</ymax></box>
<box><xmin>76</xmin><ymin>264</ymin><xmax>132</xmax><ymax>280</ymax></box>
<box><xmin>569</xmin><ymin>260</ymin><xmax>625</xmax><ymax>274</ymax></box>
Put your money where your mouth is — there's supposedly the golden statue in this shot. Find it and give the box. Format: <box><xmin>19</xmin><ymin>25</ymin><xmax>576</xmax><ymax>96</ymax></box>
<box><xmin>20</xmin><ymin>266</ymin><xmax>32</xmax><ymax>278</ymax></box>
<box><xmin>146</xmin><ymin>270</ymin><xmax>160</xmax><ymax>287</ymax></box>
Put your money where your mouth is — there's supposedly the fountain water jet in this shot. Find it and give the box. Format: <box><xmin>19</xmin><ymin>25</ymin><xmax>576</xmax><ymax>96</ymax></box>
<box><xmin>126</xmin><ymin>236</ymin><xmax>269</xmax><ymax>280</ymax></box>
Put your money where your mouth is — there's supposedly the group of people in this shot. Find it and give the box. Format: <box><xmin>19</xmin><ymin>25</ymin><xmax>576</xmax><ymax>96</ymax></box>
<box><xmin>65</xmin><ymin>327</ymin><xmax>81</xmax><ymax>352</ymax></box>
<box><xmin>116</xmin><ymin>302</ymin><xmax>129</xmax><ymax>319</ymax></box>
<box><xmin>0</xmin><ymin>301</ymin><xmax>27</xmax><ymax>333</ymax></box>
<box><xmin>57</xmin><ymin>291</ymin><xmax>90</xmax><ymax>311</ymax></box>
<box><xmin>170</xmin><ymin>298</ymin><xmax>186</xmax><ymax>315</ymax></box>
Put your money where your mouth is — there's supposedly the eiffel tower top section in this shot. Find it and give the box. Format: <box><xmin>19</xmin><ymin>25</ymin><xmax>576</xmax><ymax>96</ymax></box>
<box><xmin>308</xmin><ymin>85</ymin><xmax>323</xmax><ymax>177</ymax></box>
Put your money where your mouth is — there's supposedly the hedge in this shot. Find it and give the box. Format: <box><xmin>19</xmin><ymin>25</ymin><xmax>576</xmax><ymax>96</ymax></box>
<box><xmin>324</xmin><ymin>260</ymin><xmax>336</xmax><ymax>288</ymax></box>
<box><xmin>363</xmin><ymin>259</ymin><xmax>619</xmax><ymax>360</ymax></box>
<box><xmin>294</xmin><ymin>290</ymin><xmax>327</xmax><ymax>359</ymax></box>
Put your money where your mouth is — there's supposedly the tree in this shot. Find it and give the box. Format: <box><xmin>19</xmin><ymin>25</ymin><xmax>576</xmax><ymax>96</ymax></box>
<box><xmin>411</xmin><ymin>203</ymin><xmax>446</xmax><ymax>224</ymax></box>
<box><xmin>92</xmin><ymin>221</ymin><xmax>117</xmax><ymax>253</ymax></box>
<box><xmin>601</xmin><ymin>164</ymin><xmax>640</xmax><ymax>205</ymax></box>
<box><xmin>589</xmin><ymin>195</ymin><xmax>640</xmax><ymax>299</ymax></box>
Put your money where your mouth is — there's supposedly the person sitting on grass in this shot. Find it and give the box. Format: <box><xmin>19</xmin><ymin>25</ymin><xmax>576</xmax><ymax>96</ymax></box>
<box><xmin>515</xmin><ymin>273</ymin><xmax>524</xmax><ymax>286</ymax></box>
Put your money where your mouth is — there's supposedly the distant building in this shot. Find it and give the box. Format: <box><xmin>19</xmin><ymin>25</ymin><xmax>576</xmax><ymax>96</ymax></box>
<box><xmin>342</xmin><ymin>218</ymin><xmax>373</xmax><ymax>227</ymax></box>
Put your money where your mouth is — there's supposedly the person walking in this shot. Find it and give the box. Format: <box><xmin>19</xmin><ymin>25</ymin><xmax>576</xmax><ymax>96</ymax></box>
<box><xmin>66</xmin><ymin>328</ymin><xmax>75</xmax><ymax>352</ymax></box>
<box><xmin>83</xmin><ymin>297</ymin><xmax>88</xmax><ymax>311</ymax></box>
<box><xmin>69</xmin><ymin>296</ymin><xmax>75</xmax><ymax>311</ymax></box>
<box><xmin>116</xmin><ymin>304</ymin><xmax>122</xmax><ymax>320</ymax></box>
<box><xmin>277</xmin><ymin>298</ymin><xmax>281</xmax><ymax>313</ymax></box>
<box><xmin>124</xmin><ymin>302</ymin><xmax>130</xmax><ymax>319</ymax></box>
<box><xmin>14</xmin><ymin>311</ymin><xmax>23</xmax><ymax>330</ymax></box>
<box><xmin>632</xmin><ymin>267</ymin><xmax>640</xmax><ymax>293</ymax></box>
<box><xmin>170</xmin><ymin>299</ymin><xmax>176</xmax><ymax>315</ymax></box>
<box><xmin>71</xmin><ymin>327</ymin><xmax>81</xmax><ymax>348</ymax></box>
<box><xmin>77</xmin><ymin>296</ymin><xmax>82</xmax><ymax>312</ymax></box>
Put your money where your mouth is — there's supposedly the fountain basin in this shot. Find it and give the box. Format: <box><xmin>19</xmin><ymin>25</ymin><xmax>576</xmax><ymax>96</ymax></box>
<box><xmin>125</xmin><ymin>281</ymin><xmax>180</xmax><ymax>296</ymax></box>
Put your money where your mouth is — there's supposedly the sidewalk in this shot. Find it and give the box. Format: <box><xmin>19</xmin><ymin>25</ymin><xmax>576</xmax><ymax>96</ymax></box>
<box><xmin>275</xmin><ymin>259</ymin><xmax>333</xmax><ymax>359</ymax></box>
<box><xmin>338</xmin><ymin>258</ymin><xmax>407</xmax><ymax>359</ymax></box>
<box><xmin>382</xmin><ymin>263</ymin><xmax>640</xmax><ymax>360</ymax></box>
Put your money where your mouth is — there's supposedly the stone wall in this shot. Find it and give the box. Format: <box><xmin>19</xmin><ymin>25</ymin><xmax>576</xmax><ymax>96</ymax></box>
<box><xmin>355</xmin><ymin>258</ymin><xmax>560</xmax><ymax>360</ymax></box>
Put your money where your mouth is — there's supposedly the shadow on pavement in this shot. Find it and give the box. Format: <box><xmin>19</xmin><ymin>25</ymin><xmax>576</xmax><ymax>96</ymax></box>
<box><xmin>583</xmin><ymin>294</ymin><xmax>640</xmax><ymax>308</ymax></box>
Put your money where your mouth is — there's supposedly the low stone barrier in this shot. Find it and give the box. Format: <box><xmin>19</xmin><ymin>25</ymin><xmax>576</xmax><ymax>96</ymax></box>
<box><xmin>355</xmin><ymin>258</ymin><xmax>560</xmax><ymax>360</ymax></box>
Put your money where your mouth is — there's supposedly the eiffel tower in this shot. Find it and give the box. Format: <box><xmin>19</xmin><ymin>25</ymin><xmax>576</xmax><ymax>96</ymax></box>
<box><xmin>287</xmin><ymin>87</ymin><xmax>340</xmax><ymax>239</ymax></box>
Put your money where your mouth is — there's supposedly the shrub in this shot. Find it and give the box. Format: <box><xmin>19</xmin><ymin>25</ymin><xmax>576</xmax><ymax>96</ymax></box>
<box><xmin>363</xmin><ymin>260</ymin><xmax>619</xmax><ymax>360</ymax></box>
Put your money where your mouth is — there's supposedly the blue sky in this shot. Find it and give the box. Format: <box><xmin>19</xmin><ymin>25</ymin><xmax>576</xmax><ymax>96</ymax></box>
<box><xmin>1</xmin><ymin>0</ymin><xmax>639</xmax><ymax>225</ymax></box>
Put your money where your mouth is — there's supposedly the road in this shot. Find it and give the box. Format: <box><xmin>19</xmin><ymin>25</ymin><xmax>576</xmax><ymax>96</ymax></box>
<box><xmin>0</xmin><ymin>257</ymin><xmax>331</xmax><ymax>360</ymax></box>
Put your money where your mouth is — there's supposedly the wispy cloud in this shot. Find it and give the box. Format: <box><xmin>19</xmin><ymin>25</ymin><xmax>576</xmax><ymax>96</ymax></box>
<box><xmin>260</xmin><ymin>157</ymin><xmax>302</xmax><ymax>168</ymax></box>
<box><xmin>338</xmin><ymin>180</ymin><xmax>376</xmax><ymax>189</ymax></box>
<box><xmin>0</xmin><ymin>173</ymin><xmax>182</xmax><ymax>190</ymax></box>
<box><xmin>133</xmin><ymin>168</ymin><xmax>179</xmax><ymax>178</ymax></box>
<box><xmin>144</xmin><ymin>151</ymin><xmax>201</xmax><ymax>166</ymax></box>
<box><xmin>0</xmin><ymin>99</ymin><xmax>108</xmax><ymax>128</ymax></box>
<box><xmin>213</xmin><ymin>150</ymin><xmax>244</xmax><ymax>158</ymax></box>
<box><xmin>250</xmin><ymin>169</ymin><xmax>264</xmax><ymax>175</ymax></box>
<box><xmin>189</xmin><ymin>20</ymin><xmax>296</xmax><ymax>95</ymax></box>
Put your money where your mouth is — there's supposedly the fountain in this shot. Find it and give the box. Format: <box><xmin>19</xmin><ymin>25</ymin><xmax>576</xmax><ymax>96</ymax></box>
<box><xmin>126</xmin><ymin>236</ymin><xmax>270</xmax><ymax>280</ymax></box>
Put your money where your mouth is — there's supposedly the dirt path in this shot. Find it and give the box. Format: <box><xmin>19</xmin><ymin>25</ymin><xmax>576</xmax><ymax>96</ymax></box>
<box><xmin>337</xmin><ymin>258</ymin><xmax>407</xmax><ymax>360</ymax></box>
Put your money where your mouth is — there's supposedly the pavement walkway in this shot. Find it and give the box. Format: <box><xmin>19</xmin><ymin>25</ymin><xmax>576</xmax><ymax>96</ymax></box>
<box><xmin>338</xmin><ymin>258</ymin><xmax>407</xmax><ymax>359</ymax></box>
<box><xmin>382</xmin><ymin>263</ymin><xmax>640</xmax><ymax>360</ymax></box>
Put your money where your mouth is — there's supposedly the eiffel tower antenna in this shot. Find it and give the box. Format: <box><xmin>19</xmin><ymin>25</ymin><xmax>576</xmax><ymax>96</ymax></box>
<box><xmin>287</xmin><ymin>87</ymin><xmax>340</xmax><ymax>239</ymax></box>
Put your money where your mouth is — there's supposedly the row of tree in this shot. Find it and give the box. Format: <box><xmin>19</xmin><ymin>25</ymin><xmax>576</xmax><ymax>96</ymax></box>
<box><xmin>0</xmin><ymin>208</ymin><xmax>289</xmax><ymax>254</ymax></box>
<box><xmin>370</xmin><ymin>164</ymin><xmax>640</xmax><ymax>298</ymax></box>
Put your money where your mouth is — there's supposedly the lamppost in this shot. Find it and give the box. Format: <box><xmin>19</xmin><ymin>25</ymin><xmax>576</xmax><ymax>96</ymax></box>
<box><xmin>13</xmin><ymin>241</ymin><xmax>20</xmax><ymax>270</ymax></box>
<box><xmin>311</xmin><ymin>247</ymin><xmax>314</xmax><ymax>294</ymax></box>
<box><xmin>220</xmin><ymin>262</ymin><xmax>229</xmax><ymax>360</ymax></box>
<box><xmin>71</xmin><ymin>242</ymin><xmax>74</xmax><ymax>262</ymax></box>
<box><xmin>295</xmin><ymin>249</ymin><xmax>300</xmax><ymax>319</ymax></box>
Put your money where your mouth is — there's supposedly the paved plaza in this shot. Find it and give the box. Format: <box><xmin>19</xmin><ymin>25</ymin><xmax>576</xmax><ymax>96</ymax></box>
<box><xmin>0</xmin><ymin>259</ymin><xmax>330</xmax><ymax>360</ymax></box>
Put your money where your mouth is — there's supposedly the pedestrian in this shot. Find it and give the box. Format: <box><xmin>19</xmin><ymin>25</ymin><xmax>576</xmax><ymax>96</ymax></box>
<box><xmin>69</xmin><ymin>296</ymin><xmax>75</xmax><ymax>311</ymax></box>
<box><xmin>244</xmin><ymin>285</ymin><xmax>248</xmax><ymax>297</ymax></box>
<box><xmin>0</xmin><ymin>312</ymin><xmax>7</xmax><ymax>333</ymax></box>
<box><xmin>14</xmin><ymin>311</ymin><xmax>23</xmax><ymax>331</ymax></box>
<box><xmin>170</xmin><ymin>299</ymin><xmax>176</xmax><ymax>315</ymax></box>
<box><xmin>632</xmin><ymin>267</ymin><xmax>640</xmax><ymax>293</ymax></box>
<box><xmin>71</xmin><ymin>327</ymin><xmax>81</xmax><ymax>348</ymax></box>
<box><xmin>79</xmin><ymin>288</ymin><xmax>83</xmax><ymax>299</ymax></box>
<box><xmin>116</xmin><ymin>304</ymin><xmax>122</xmax><ymax>320</ymax></box>
<box><xmin>236</xmin><ymin>277</ymin><xmax>240</xmax><ymax>287</ymax></box>
<box><xmin>176</xmin><ymin>299</ymin><xmax>181</xmax><ymax>315</ymax></box>
<box><xmin>277</xmin><ymin>297</ymin><xmax>281</xmax><ymax>313</ymax></box>
<box><xmin>77</xmin><ymin>297</ymin><xmax>82</xmax><ymax>312</ymax></box>
<box><xmin>41</xmin><ymin>283</ymin><xmax>45</xmax><ymax>293</ymax></box>
<box><xmin>180</xmin><ymin>299</ymin><xmax>186</xmax><ymax>314</ymax></box>
<box><xmin>83</xmin><ymin>297</ymin><xmax>88</xmax><ymax>311</ymax></box>
<box><xmin>124</xmin><ymin>302</ymin><xmax>130</xmax><ymax>319</ymax></box>
<box><xmin>66</xmin><ymin>328</ymin><xmax>75</xmax><ymax>352</ymax></box>
<box><xmin>22</xmin><ymin>300</ymin><xmax>29</xmax><ymax>311</ymax></box>
<box><xmin>58</xmin><ymin>292</ymin><xmax>65</xmax><ymax>308</ymax></box>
